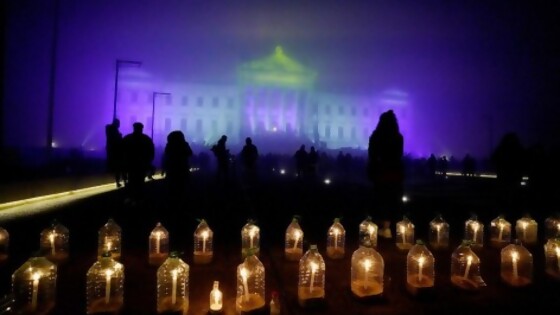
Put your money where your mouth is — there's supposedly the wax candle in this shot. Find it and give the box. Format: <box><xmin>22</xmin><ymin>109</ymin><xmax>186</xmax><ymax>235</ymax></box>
<box><xmin>171</xmin><ymin>269</ymin><xmax>178</xmax><ymax>305</ymax></box>
<box><xmin>31</xmin><ymin>272</ymin><xmax>41</xmax><ymax>311</ymax></box>
<box><xmin>105</xmin><ymin>269</ymin><xmax>113</xmax><ymax>304</ymax></box>
<box><xmin>293</xmin><ymin>230</ymin><xmax>301</xmax><ymax>250</ymax></box>
<box><xmin>240</xmin><ymin>267</ymin><xmax>250</xmax><ymax>301</ymax></box>
<box><xmin>511</xmin><ymin>251</ymin><xmax>519</xmax><ymax>280</ymax></box>
<box><xmin>309</xmin><ymin>262</ymin><xmax>318</xmax><ymax>293</ymax></box>
<box><xmin>209</xmin><ymin>281</ymin><xmax>222</xmax><ymax>312</ymax></box>
<box><xmin>49</xmin><ymin>233</ymin><xmax>56</xmax><ymax>256</ymax></box>
<box><xmin>362</xmin><ymin>259</ymin><xmax>372</xmax><ymax>289</ymax></box>
<box><xmin>417</xmin><ymin>255</ymin><xmax>425</xmax><ymax>283</ymax></box>
<box><xmin>463</xmin><ymin>255</ymin><xmax>472</xmax><ymax>279</ymax></box>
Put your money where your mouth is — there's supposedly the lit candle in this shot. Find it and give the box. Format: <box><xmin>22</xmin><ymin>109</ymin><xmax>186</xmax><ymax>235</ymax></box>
<box><xmin>367</xmin><ymin>225</ymin><xmax>375</xmax><ymax>241</ymax></box>
<box><xmin>417</xmin><ymin>255</ymin><xmax>425</xmax><ymax>283</ymax></box>
<box><xmin>463</xmin><ymin>255</ymin><xmax>473</xmax><ymax>279</ymax></box>
<box><xmin>498</xmin><ymin>222</ymin><xmax>504</xmax><ymax>242</ymax></box>
<box><xmin>201</xmin><ymin>230</ymin><xmax>209</xmax><ymax>253</ymax></box>
<box><xmin>293</xmin><ymin>230</ymin><xmax>301</xmax><ymax>250</ymax></box>
<box><xmin>171</xmin><ymin>269</ymin><xmax>178</xmax><ymax>305</ymax></box>
<box><xmin>49</xmin><ymin>233</ymin><xmax>56</xmax><ymax>256</ymax></box>
<box><xmin>521</xmin><ymin>221</ymin><xmax>528</xmax><ymax>241</ymax></box>
<box><xmin>472</xmin><ymin>223</ymin><xmax>479</xmax><ymax>243</ymax></box>
<box><xmin>240</xmin><ymin>267</ymin><xmax>250</xmax><ymax>302</ymax></box>
<box><xmin>105</xmin><ymin>240</ymin><xmax>112</xmax><ymax>253</ymax></box>
<box><xmin>209</xmin><ymin>281</ymin><xmax>223</xmax><ymax>312</ymax></box>
<box><xmin>333</xmin><ymin>228</ymin><xmax>340</xmax><ymax>249</ymax></box>
<box><xmin>31</xmin><ymin>272</ymin><xmax>41</xmax><ymax>311</ymax></box>
<box><xmin>362</xmin><ymin>259</ymin><xmax>372</xmax><ymax>289</ymax></box>
<box><xmin>105</xmin><ymin>269</ymin><xmax>113</xmax><ymax>304</ymax></box>
<box><xmin>400</xmin><ymin>225</ymin><xmax>406</xmax><ymax>244</ymax></box>
<box><xmin>309</xmin><ymin>262</ymin><xmax>318</xmax><ymax>293</ymax></box>
<box><xmin>435</xmin><ymin>224</ymin><xmax>442</xmax><ymax>245</ymax></box>
<box><xmin>155</xmin><ymin>232</ymin><xmax>161</xmax><ymax>254</ymax></box>
<box><xmin>511</xmin><ymin>251</ymin><xmax>519</xmax><ymax>280</ymax></box>
<box><xmin>249</xmin><ymin>228</ymin><xmax>256</xmax><ymax>249</ymax></box>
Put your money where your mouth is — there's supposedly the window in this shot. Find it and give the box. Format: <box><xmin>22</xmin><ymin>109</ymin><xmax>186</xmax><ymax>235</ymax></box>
<box><xmin>166</xmin><ymin>95</ymin><xmax>172</xmax><ymax>106</ymax></box>
<box><xmin>181</xmin><ymin>96</ymin><xmax>188</xmax><ymax>106</ymax></box>
<box><xmin>164</xmin><ymin>118</ymin><xmax>171</xmax><ymax>132</ymax></box>
<box><xmin>197</xmin><ymin>97</ymin><xmax>204</xmax><ymax>107</ymax></box>
<box><xmin>227</xmin><ymin>97</ymin><xmax>234</xmax><ymax>108</ymax></box>
<box><xmin>325</xmin><ymin>125</ymin><xmax>331</xmax><ymax>139</ymax></box>
<box><xmin>180</xmin><ymin>118</ymin><xmax>187</xmax><ymax>132</ymax></box>
<box><xmin>351</xmin><ymin>107</ymin><xmax>356</xmax><ymax>116</ymax></box>
<box><xmin>212</xmin><ymin>97</ymin><xmax>219</xmax><ymax>107</ymax></box>
<box><xmin>338</xmin><ymin>106</ymin><xmax>344</xmax><ymax>115</ymax></box>
<box><xmin>325</xmin><ymin>106</ymin><xmax>331</xmax><ymax>115</ymax></box>
<box><xmin>338</xmin><ymin>126</ymin><xmax>344</xmax><ymax>140</ymax></box>
<box><xmin>196</xmin><ymin>119</ymin><xmax>203</xmax><ymax>133</ymax></box>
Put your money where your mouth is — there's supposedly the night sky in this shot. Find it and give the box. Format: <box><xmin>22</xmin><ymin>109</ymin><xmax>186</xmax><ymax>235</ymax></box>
<box><xmin>2</xmin><ymin>0</ymin><xmax>559</xmax><ymax>157</ymax></box>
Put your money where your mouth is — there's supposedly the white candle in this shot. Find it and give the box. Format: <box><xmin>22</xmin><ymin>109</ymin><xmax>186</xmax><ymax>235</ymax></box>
<box><xmin>106</xmin><ymin>240</ymin><xmax>112</xmax><ymax>253</ymax></box>
<box><xmin>171</xmin><ymin>269</ymin><xmax>178</xmax><ymax>305</ymax></box>
<box><xmin>463</xmin><ymin>255</ymin><xmax>473</xmax><ymax>279</ymax></box>
<box><xmin>105</xmin><ymin>269</ymin><xmax>113</xmax><ymax>304</ymax></box>
<box><xmin>521</xmin><ymin>222</ymin><xmax>528</xmax><ymax>241</ymax></box>
<box><xmin>31</xmin><ymin>272</ymin><xmax>41</xmax><ymax>311</ymax></box>
<box><xmin>435</xmin><ymin>224</ymin><xmax>441</xmax><ymax>245</ymax></box>
<box><xmin>472</xmin><ymin>223</ymin><xmax>479</xmax><ymax>243</ymax></box>
<box><xmin>511</xmin><ymin>251</ymin><xmax>519</xmax><ymax>280</ymax></box>
<box><xmin>362</xmin><ymin>259</ymin><xmax>372</xmax><ymax>289</ymax></box>
<box><xmin>309</xmin><ymin>262</ymin><xmax>318</xmax><ymax>293</ymax></box>
<box><xmin>400</xmin><ymin>225</ymin><xmax>406</xmax><ymax>244</ymax></box>
<box><xmin>417</xmin><ymin>255</ymin><xmax>425</xmax><ymax>283</ymax></box>
<box><xmin>201</xmin><ymin>230</ymin><xmax>209</xmax><ymax>253</ymax></box>
<box><xmin>498</xmin><ymin>222</ymin><xmax>504</xmax><ymax>242</ymax></box>
<box><xmin>293</xmin><ymin>230</ymin><xmax>301</xmax><ymax>250</ymax></box>
<box><xmin>240</xmin><ymin>267</ymin><xmax>250</xmax><ymax>301</ymax></box>
<box><xmin>367</xmin><ymin>225</ymin><xmax>375</xmax><ymax>241</ymax></box>
<box><xmin>209</xmin><ymin>281</ymin><xmax>222</xmax><ymax>311</ymax></box>
<box><xmin>333</xmin><ymin>229</ymin><xmax>340</xmax><ymax>249</ymax></box>
<box><xmin>249</xmin><ymin>228</ymin><xmax>256</xmax><ymax>249</ymax></box>
<box><xmin>155</xmin><ymin>232</ymin><xmax>161</xmax><ymax>254</ymax></box>
<box><xmin>49</xmin><ymin>233</ymin><xmax>56</xmax><ymax>256</ymax></box>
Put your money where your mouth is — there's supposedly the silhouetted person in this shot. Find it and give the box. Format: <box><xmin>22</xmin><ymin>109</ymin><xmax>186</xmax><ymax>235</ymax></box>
<box><xmin>211</xmin><ymin>135</ymin><xmax>230</xmax><ymax>185</ymax></box>
<box><xmin>492</xmin><ymin>132</ymin><xmax>525</xmax><ymax>212</ymax></box>
<box><xmin>240</xmin><ymin>137</ymin><xmax>259</xmax><ymax>185</ymax></box>
<box><xmin>367</xmin><ymin>110</ymin><xmax>404</xmax><ymax>238</ymax></box>
<box><xmin>438</xmin><ymin>155</ymin><xmax>449</xmax><ymax>177</ymax></box>
<box><xmin>162</xmin><ymin>130</ymin><xmax>193</xmax><ymax>199</ymax></box>
<box><xmin>308</xmin><ymin>146</ymin><xmax>319</xmax><ymax>180</ymax></box>
<box><xmin>462</xmin><ymin>154</ymin><xmax>476</xmax><ymax>177</ymax></box>
<box><xmin>123</xmin><ymin>122</ymin><xmax>155</xmax><ymax>203</ymax></box>
<box><xmin>105</xmin><ymin>118</ymin><xmax>125</xmax><ymax>187</ymax></box>
<box><xmin>427</xmin><ymin>154</ymin><xmax>437</xmax><ymax>178</ymax></box>
<box><xmin>294</xmin><ymin>145</ymin><xmax>308</xmax><ymax>179</ymax></box>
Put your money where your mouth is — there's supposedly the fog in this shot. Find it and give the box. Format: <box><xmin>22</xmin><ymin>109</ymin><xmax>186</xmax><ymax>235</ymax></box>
<box><xmin>3</xmin><ymin>1</ymin><xmax>559</xmax><ymax>159</ymax></box>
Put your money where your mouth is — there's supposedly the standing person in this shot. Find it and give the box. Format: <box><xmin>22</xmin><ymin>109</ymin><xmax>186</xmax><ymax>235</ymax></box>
<box><xmin>105</xmin><ymin>118</ymin><xmax>125</xmax><ymax>187</ymax></box>
<box><xmin>162</xmin><ymin>130</ymin><xmax>193</xmax><ymax>199</ymax></box>
<box><xmin>308</xmin><ymin>146</ymin><xmax>319</xmax><ymax>180</ymax></box>
<box><xmin>122</xmin><ymin>122</ymin><xmax>155</xmax><ymax>203</ymax></box>
<box><xmin>211</xmin><ymin>135</ymin><xmax>230</xmax><ymax>185</ymax></box>
<box><xmin>367</xmin><ymin>110</ymin><xmax>404</xmax><ymax>238</ymax></box>
<box><xmin>240</xmin><ymin>137</ymin><xmax>259</xmax><ymax>185</ymax></box>
<box><xmin>294</xmin><ymin>145</ymin><xmax>308</xmax><ymax>179</ymax></box>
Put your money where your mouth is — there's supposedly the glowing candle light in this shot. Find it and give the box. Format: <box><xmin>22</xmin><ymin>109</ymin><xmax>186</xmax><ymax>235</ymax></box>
<box><xmin>155</xmin><ymin>232</ymin><xmax>161</xmax><ymax>254</ymax></box>
<box><xmin>105</xmin><ymin>269</ymin><xmax>113</xmax><ymax>304</ymax></box>
<box><xmin>240</xmin><ymin>267</ymin><xmax>250</xmax><ymax>302</ymax></box>
<box><xmin>106</xmin><ymin>240</ymin><xmax>112</xmax><ymax>253</ymax></box>
<box><xmin>435</xmin><ymin>224</ymin><xmax>442</xmax><ymax>245</ymax></box>
<box><xmin>557</xmin><ymin>223</ymin><xmax>560</xmax><ymax>235</ymax></box>
<box><xmin>293</xmin><ymin>230</ymin><xmax>301</xmax><ymax>250</ymax></box>
<box><xmin>556</xmin><ymin>246</ymin><xmax>560</xmax><ymax>271</ymax></box>
<box><xmin>498</xmin><ymin>222</ymin><xmax>504</xmax><ymax>242</ymax></box>
<box><xmin>209</xmin><ymin>281</ymin><xmax>223</xmax><ymax>312</ymax></box>
<box><xmin>31</xmin><ymin>272</ymin><xmax>41</xmax><ymax>311</ymax></box>
<box><xmin>521</xmin><ymin>221</ymin><xmax>528</xmax><ymax>241</ymax></box>
<box><xmin>463</xmin><ymin>255</ymin><xmax>473</xmax><ymax>279</ymax></box>
<box><xmin>400</xmin><ymin>225</ymin><xmax>406</xmax><ymax>244</ymax></box>
<box><xmin>201</xmin><ymin>230</ymin><xmax>209</xmax><ymax>253</ymax></box>
<box><xmin>367</xmin><ymin>225</ymin><xmax>375</xmax><ymax>241</ymax></box>
<box><xmin>309</xmin><ymin>262</ymin><xmax>318</xmax><ymax>293</ymax></box>
<box><xmin>417</xmin><ymin>255</ymin><xmax>425</xmax><ymax>283</ymax></box>
<box><xmin>362</xmin><ymin>259</ymin><xmax>372</xmax><ymax>289</ymax></box>
<box><xmin>472</xmin><ymin>223</ymin><xmax>479</xmax><ymax>242</ymax></box>
<box><xmin>49</xmin><ymin>233</ymin><xmax>56</xmax><ymax>256</ymax></box>
<box><xmin>249</xmin><ymin>228</ymin><xmax>256</xmax><ymax>249</ymax></box>
<box><xmin>511</xmin><ymin>251</ymin><xmax>519</xmax><ymax>280</ymax></box>
<box><xmin>334</xmin><ymin>228</ymin><xmax>340</xmax><ymax>249</ymax></box>
<box><xmin>171</xmin><ymin>269</ymin><xmax>178</xmax><ymax>305</ymax></box>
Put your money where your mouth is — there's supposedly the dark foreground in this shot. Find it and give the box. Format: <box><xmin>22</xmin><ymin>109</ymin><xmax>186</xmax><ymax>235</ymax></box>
<box><xmin>0</xmin><ymin>171</ymin><xmax>558</xmax><ymax>315</ymax></box>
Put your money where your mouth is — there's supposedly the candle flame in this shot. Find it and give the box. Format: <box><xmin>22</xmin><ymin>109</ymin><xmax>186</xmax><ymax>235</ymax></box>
<box><xmin>435</xmin><ymin>223</ymin><xmax>442</xmax><ymax>231</ymax></box>
<box><xmin>400</xmin><ymin>225</ymin><xmax>406</xmax><ymax>234</ymax></box>
<box><xmin>333</xmin><ymin>228</ymin><xmax>340</xmax><ymax>236</ymax></box>
<box><xmin>417</xmin><ymin>255</ymin><xmax>426</xmax><ymax>267</ymax></box>
<box><xmin>521</xmin><ymin>221</ymin><xmax>528</xmax><ymax>229</ymax></box>
<box><xmin>362</xmin><ymin>259</ymin><xmax>372</xmax><ymax>271</ymax></box>
<box><xmin>240</xmin><ymin>267</ymin><xmax>249</xmax><ymax>280</ymax></box>
<box><xmin>48</xmin><ymin>232</ymin><xmax>56</xmax><ymax>242</ymax></box>
<box><xmin>466</xmin><ymin>255</ymin><xmax>473</xmax><ymax>264</ymax></box>
<box><xmin>309</xmin><ymin>261</ymin><xmax>319</xmax><ymax>273</ymax></box>
<box><xmin>471</xmin><ymin>222</ymin><xmax>480</xmax><ymax>232</ymax></box>
<box><xmin>367</xmin><ymin>225</ymin><xmax>375</xmax><ymax>235</ymax></box>
<box><xmin>293</xmin><ymin>229</ymin><xmax>302</xmax><ymax>239</ymax></box>
<box><xmin>511</xmin><ymin>251</ymin><xmax>519</xmax><ymax>262</ymax></box>
<box><xmin>171</xmin><ymin>268</ymin><xmax>179</xmax><ymax>279</ymax></box>
<box><xmin>201</xmin><ymin>230</ymin><xmax>209</xmax><ymax>239</ymax></box>
<box><xmin>31</xmin><ymin>272</ymin><xmax>41</xmax><ymax>281</ymax></box>
<box><xmin>249</xmin><ymin>227</ymin><xmax>258</xmax><ymax>238</ymax></box>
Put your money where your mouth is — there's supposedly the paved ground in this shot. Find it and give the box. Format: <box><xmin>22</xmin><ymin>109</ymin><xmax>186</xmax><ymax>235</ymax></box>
<box><xmin>0</xmin><ymin>170</ymin><xmax>558</xmax><ymax>314</ymax></box>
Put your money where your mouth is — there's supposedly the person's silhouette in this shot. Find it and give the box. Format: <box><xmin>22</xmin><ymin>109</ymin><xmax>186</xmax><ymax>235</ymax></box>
<box><xmin>308</xmin><ymin>146</ymin><xmax>319</xmax><ymax>180</ymax></box>
<box><xmin>240</xmin><ymin>137</ymin><xmax>259</xmax><ymax>185</ymax></box>
<box><xmin>122</xmin><ymin>122</ymin><xmax>155</xmax><ymax>204</ymax></box>
<box><xmin>438</xmin><ymin>155</ymin><xmax>449</xmax><ymax>177</ymax></box>
<box><xmin>492</xmin><ymin>132</ymin><xmax>526</xmax><ymax>214</ymax></box>
<box><xmin>105</xmin><ymin>118</ymin><xmax>125</xmax><ymax>187</ymax></box>
<box><xmin>367</xmin><ymin>110</ymin><xmax>404</xmax><ymax>238</ymax></box>
<box><xmin>211</xmin><ymin>135</ymin><xmax>230</xmax><ymax>185</ymax></box>
<box><xmin>427</xmin><ymin>154</ymin><xmax>437</xmax><ymax>178</ymax></box>
<box><xmin>294</xmin><ymin>145</ymin><xmax>308</xmax><ymax>179</ymax></box>
<box><xmin>162</xmin><ymin>130</ymin><xmax>193</xmax><ymax>200</ymax></box>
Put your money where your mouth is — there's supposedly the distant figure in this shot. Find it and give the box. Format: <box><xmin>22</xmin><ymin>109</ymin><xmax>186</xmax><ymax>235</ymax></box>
<box><xmin>492</xmin><ymin>132</ymin><xmax>525</xmax><ymax>212</ymax></box>
<box><xmin>162</xmin><ymin>130</ymin><xmax>193</xmax><ymax>198</ymax></box>
<box><xmin>367</xmin><ymin>110</ymin><xmax>404</xmax><ymax>238</ymax></box>
<box><xmin>294</xmin><ymin>145</ymin><xmax>308</xmax><ymax>179</ymax></box>
<box><xmin>122</xmin><ymin>122</ymin><xmax>155</xmax><ymax>202</ymax></box>
<box><xmin>211</xmin><ymin>135</ymin><xmax>230</xmax><ymax>185</ymax></box>
<box><xmin>462</xmin><ymin>154</ymin><xmax>476</xmax><ymax>177</ymax></box>
<box><xmin>438</xmin><ymin>155</ymin><xmax>449</xmax><ymax>177</ymax></box>
<box><xmin>427</xmin><ymin>154</ymin><xmax>437</xmax><ymax>178</ymax></box>
<box><xmin>308</xmin><ymin>146</ymin><xmax>319</xmax><ymax>179</ymax></box>
<box><xmin>240</xmin><ymin>137</ymin><xmax>259</xmax><ymax>185</ymax></box>
<box><xmin>105</xmin><ymin>118</ymin><xmax>125</xmax><ymax>187</ymax></box>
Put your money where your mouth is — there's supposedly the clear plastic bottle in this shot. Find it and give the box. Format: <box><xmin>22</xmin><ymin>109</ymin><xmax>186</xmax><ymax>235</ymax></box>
<box><xmin>428</xmin><ymin>214</ymin><xmax>449</xmax><ymax>250</ymax></box>
<box><xmin>450</xmin><ymin>241</ymin><xmax>485</xmax><ymax>290</ymax></box>
<box><xmin>269</xmin><ymin>291</ymin><xmax>280</xmax><ymax>315</ymax></box>
<box><xmin>285</xmin><ymin>217</ymin><xmax>304</xmax><ymax>261</ymax></box>
<box><xmin>490</xmin><ymin>215</ymin><xmax>511</xmax><ymax>248</ymax></box>
<box><xmin>544</xmin><ymin>214</ymin><xmax>560</xmax><ymax>240</ymax></box>
<box><xmin>464</xmin><ymin>215</ymin><xmax>483</xmax><ymax>248</ymax></box>
<box><xmin>241</xmin><ymin>220</ymin><xmax>260</xmax><ymax>258</ymax></box>
<box><xmin>194</xmin><ymin>219</ymin><xmax>213</xmax><ymax>264</ymax></box>
<box><xmin>406</xmin><ymin>240</ymin><xmax>435</xmax><ymax>292</ymax></box>
<box><xmin>40</xmin><ymin>220</ymin><xmax>70</xmax><ymax>264</ymax></box>
<box><xmin>209</xmin><ymin>280</ymin><xmax>223</xmax><ymax>313</ymax></box>
<box><xmin>157</xmin><ymin>252</ymin><xmax>189</xmax><ymax>314</ymax></box>
<box><xmin>544</xmin><ymin>238</ymin><xmax>560</xmax><ymax>280</ymax></box>
<box><xmin>326</xmin><ymin>218</ymin><xmax>345</xmax><ymax>259</ymax></box>
<box><xmin>98</xmin><ymin>218</ymin><xmax>122</xmax><ymax>261</ymax></box>
<box><xmin>350</xmin><ymin>245</ymin><xmax>384</xmax><ymax>298</ymax></box>
<box><xmin>515</xmin><ymin>215</ymin><xmax>538</xmax><ymax>246</ymax></box>
<box><xmin>298</xmin><ymin>244</ymin><xmax>325</xmax><ymax>307</ymax></box>
<box><xmin>396</xmin><ymin>216</ymin><xmax>415</xmax><ymax>250</ymax></box>
<box><xmin>86</xmin><ymin>252</ymin><xmax>124</xmax><ymax>314</ymax></box>
<box><xmin>149</xmin><ymin>222</ymin><xmax>169</xmax><ymax>266</ymax></box>
<box><xmin>501</xmin><ymin>240</ymin><xmax>532</xmax><ymax>287</ymax></box>
<box><xmin>358</xmin><ymin>216</ymin><xmax>378</xmax><ymax>248</ymax></box>
<box><xmin>236</xmin><ymin>250</ymin><xmax>266</xmax><ymax>313</ymax></box>
<box><xmin>12</xmin><ymin>255</ymin><xmax>57</xmax><ymax>314</ymax></box>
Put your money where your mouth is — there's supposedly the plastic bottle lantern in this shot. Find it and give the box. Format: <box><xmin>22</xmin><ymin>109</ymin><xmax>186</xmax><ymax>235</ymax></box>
<box><xmin>326</xmin><ymin>218</ymin><xmax>345</xmax><ymax>259</ymax></box>
<box><xmin>12</xmin><ymin>256</ymin><xmax>57</xmax><ymax>314</ymax></box>
<box><xmin>298</xmin><ymin>245</ymin><xmax>325</xmax><ymax>307</ymax></box>
<box><xmin>544</xmin><ymin>215</ymin><xmax>560</xmax><ymax>240</ymax></box>
<box><xmin>359</xmin><ymin>216</ymin><xmax>378</xmax><ymax>248</ymax></box>
<box><xmin>98</xmin><ymin>219</ymin><xmax>122</xmax><ymax>261</ymax></box>
<box><xmin>350</xmin><ymin>245</ymin><xmax>384</xmax><ymax>299</ymax></box>
<box><xmin>0</xmin><ymin>227</ymin><xmax>9</xmax><ymax>262</ymax></box>
<box><xmin>236</xmin><ymin>250</ymin><xmax>266</xmax><ymax>314</ymax></box>
<box><xmin>285</xmin><ymin>217</ymin><xmax>304</xmax><ymax>261</ymax></box>
<box><xmin>157</xmin><ymin>253</ymin><xmax>190</xmax><ymax>314</ymax></box>
<box><xmin>194</xmin><ymin>219</ymin><xmax>213</xmax><ymax>264</ymax></box>
<box><xmin>149</xmin><ymin>222</ymin><xmax>169</xmax><ymax>266</ymax></box>
<box><xmin>40</xmin><ymin>220</ymin><xmax>70</xmax><ymax>264</ymax></box>
<box><xmin>209</xmin><ymin>281</ymin><xmax>223</xmax><ymax>314</ymax></box>
<box><xmin>241</xmin><ymin>220</ymin><xmax>260</xmax><ymax>258</ymax></box>
<box><xmin>396</xmin><ymin>216</ymin><xmax>415</xmax><ymax>250</ymax></box>
<box><xmin>501</xmin><ymin>240</ymin><xmax>532</xmax><ymax>287</ymax></box>
<box><xmin>515</xmin><ymin>215</ymin><xmax>538</xmax><ymax>246</ymax></box>
<box><xmin>464</xmin><ymin>215</ymin><xmax>483</xmax><ymax>248</ymax></box>
<box><xmin>429</xmin><ymin>214</ymin><xmax>449</xmax><ymax>250</ymax></box>
<box><xmin>490</xmin><ymin>216</ymin><xmax>511</xmax><ymax>248</ymax></box>
<box><xmin>406</xmin><ymin>240</ymin><xmax>435</xmax><ymax>295</ymax></box>
<box><xmin>450</xmin><ymin>241</ymin><xmax>486</xmax><ymax>290</ymax></box>
<box><xmin>86</xmin><ymin>252</ymin><xmax>124</xmax><ymax>314</ymax></box>
<box><xmin>544</xmin><ymin>238</ymin><xmax>560</xmax><ymax>280</ymax></box>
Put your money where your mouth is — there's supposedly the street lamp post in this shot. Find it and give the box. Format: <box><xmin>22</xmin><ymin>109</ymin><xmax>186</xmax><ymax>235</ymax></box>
<box><xmin>152</xmin><ymin>92</ymin><xmax>171</xmax><ymax>139</ymax></box>
<box><xmin>113</xmin><ymin>59</ymin><xmax>142</xmax><ymax>121</ymax></box>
